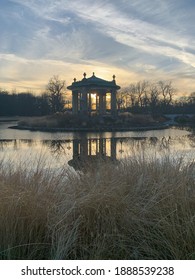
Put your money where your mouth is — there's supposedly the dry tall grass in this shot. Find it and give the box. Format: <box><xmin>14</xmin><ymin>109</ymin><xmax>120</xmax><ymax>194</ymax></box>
<box><xmin>0</xmin><ymin>155</ymin><xmax>194</xmax><ymax>259</ymax></box>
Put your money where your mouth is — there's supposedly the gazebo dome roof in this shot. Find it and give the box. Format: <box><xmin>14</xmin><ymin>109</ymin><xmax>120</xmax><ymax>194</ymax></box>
<box><xmin>67</xmin><ymin>72</ymin><xmax>120</xmax><ymax>90</ymax></box>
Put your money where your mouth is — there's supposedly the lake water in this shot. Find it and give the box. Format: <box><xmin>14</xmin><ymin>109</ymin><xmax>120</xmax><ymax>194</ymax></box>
<box><xmin>0</xmin><ymin>120</ymin><xmax>194</xmax><ymax>172</ymax></box>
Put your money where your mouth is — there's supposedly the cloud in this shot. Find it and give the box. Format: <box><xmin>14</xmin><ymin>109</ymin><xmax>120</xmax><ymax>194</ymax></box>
<box><xmin>8</xmin><ymin>0</ymin><xmax>195</xmax><ymax>60</ymax></box>
<box><xmin>60</xmin><ymin>0</ymin><xmax>195</xmax><ymax>67</ymax></box>
<box><xmin>1</xmin><ymin>0</ymin><xmax>195</xmax><ymax>94</ymax></box>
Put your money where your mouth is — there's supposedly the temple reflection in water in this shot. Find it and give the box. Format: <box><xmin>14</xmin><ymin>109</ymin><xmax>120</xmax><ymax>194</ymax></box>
<box><xmin>0</xmin><ymin>131</ymin><xmax>194</xmax><ymax>172</ymax></box>
<box><xmin>68</xmin><ymin>137</ymin><xmax>118</xmax><ymax>171</ymax></box>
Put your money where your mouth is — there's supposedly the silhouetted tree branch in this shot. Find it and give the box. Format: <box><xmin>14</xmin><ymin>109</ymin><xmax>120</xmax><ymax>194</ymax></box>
<box><xmin>46</xmin><ymin>75</ymin><xmax>66</xmax><ymax>113</ymax></box>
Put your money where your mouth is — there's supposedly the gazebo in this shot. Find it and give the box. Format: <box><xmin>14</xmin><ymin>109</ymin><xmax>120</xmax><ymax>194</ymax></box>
<box><xmin>67</xmin><ymin>72</ymin><xmax>120</xmax><ymax>116</ymax></box>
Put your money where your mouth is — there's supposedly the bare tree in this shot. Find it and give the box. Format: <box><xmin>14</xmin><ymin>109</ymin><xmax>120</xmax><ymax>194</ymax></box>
<box><xmin>125</xmin><ymin>84</ymin><xmax>137</xmax><ymax>107</ymax></box>
<box><xmin>188</xmin><ymin>92</ymin><xmax>195</xmax><ymax>104</ymax></box>
<box><xmin>135</xmin><ymin>80</ymin><xmax>149</xmax><ymax>107</ymax></box>
<box><xmin>158</xmin><ymin>80</ymin><xmax>176</xmax><ymax>106</ymax></box>
<box><xmin>46</xmin><ymin>75</ymin><xmax>66</xmax><ymax>113</ymax></box>
<box><xmin>118</xmin><ymin>81</ymin><xmax>149</xmax><ymax>110</ymax></box>
<box><xmin>148</xmin><ymin>82</ymin><xmax>160</xmax><ymax>111</ymax></box>
<box><xmin>119</xmin><ymin>80</ymin><xmax>177</xmax><ymax>113</ymax></box>
<box><xmin>117</xmin><ymin>88</ymin><xmax>131</xmax><ymax>109</ymax></box>
<box><xmin>119</xmin><ymin>83</ymin><xmax>139</xmax><ymax>108</ymax></box>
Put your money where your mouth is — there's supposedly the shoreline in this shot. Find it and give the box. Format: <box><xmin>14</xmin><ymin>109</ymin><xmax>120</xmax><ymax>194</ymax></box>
<box><xmin>9</xmin><ymin>123</ymin><xmax>170</xmax><ymax>132</ymax></box>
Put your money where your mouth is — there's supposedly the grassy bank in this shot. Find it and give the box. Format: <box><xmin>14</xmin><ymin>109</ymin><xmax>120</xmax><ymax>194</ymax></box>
<box><xmin>0</xmin><ymin>155</ymin><xmax>195</xmax><ymax>259</ymax></box>
<box><xmin>15</xmin><ymin>112</ymin><xmax>166</xmax><ymax>132</ymax></box>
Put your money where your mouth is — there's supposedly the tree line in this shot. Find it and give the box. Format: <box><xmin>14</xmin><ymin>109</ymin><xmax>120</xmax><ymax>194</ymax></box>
<box><xmin>0</xmin><ymin>77</ymin><xmax>195</xmax><ymax>116</ymax></box>
<box><xmin>0</xmin><ymin>76</ymin><xmax>68</xmax><ymax>116</ymax></box>
<box><xmin>117</xmin><ymin>80</ymin><xmax>195</xmax><ymax>114</ymax></box>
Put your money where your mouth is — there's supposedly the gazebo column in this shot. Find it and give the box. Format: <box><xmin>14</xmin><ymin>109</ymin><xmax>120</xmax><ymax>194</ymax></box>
<box><xmin>96</xmin><ymin>94</ymin><xmax>99</xmax><ymax>112</ymax></box>
<box><xmin>72</xmin><ymin>139</ymin><xmax>79</xmax><ymax>158</ymax></box>
<box><xmin>77</xmin><ymin>93</ymin><xmax>80</xmax><ymax>112</ymax></box>
<box><xmin>111</xmin><ymin>137</ymin><xmax>117</xmax><ymax>160</ymax></box>
<box><xmin>88</xmin><ymin>93</ymin><xmax>92</xmax><ymax>116</ymax></box>
<box><xmin>95</xmin><ymin>139</ymin><xmax>98</xmax><ymax>154</ymax></box>
<box><xmin>111</xmin><ymin>89</ymin><xmax>117</xmax><ymax>116</ymax></box>
<box><xmin>99</xmin><ymin>93</ymin><xmax>104</xmax><ymax>116</ymax></box>
<box><xmin>81</xmin><ymin>89</ymin><xmax>88</xmax><ymax>115</ymax></box>
<box><xmin>99</xmin><ymin>138</ymin><xmax>103</xmax><ymax>155</ymax></box>
<box><xmin>80</xmin><ymin>138</ymin><xmax>88</xmax><ymax>157</ymax></box>
<box><xmin>103</xmin><ymin>94</ymin><xmax>107</xmax><ymax>114</ymax></box>
<box><xmin>72</xmin><ymin>91</ymin><xmax>78</xmax><ymax>115</ymax></box>
<box><xmin>99</xmin><ymin>138</ymin><xmax>106</xmax><ymax>155</ymax></box>
<box><xmin>88</xmin><ymin>139</ymin><xmax>92</xmax><ymax>155</ymax></box>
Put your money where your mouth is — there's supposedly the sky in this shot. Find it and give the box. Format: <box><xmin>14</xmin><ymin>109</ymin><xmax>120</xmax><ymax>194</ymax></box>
<box><xmin>0</xmin><ymin>0</ymin><xmax>195</xmax><ymax>96</ymax></box>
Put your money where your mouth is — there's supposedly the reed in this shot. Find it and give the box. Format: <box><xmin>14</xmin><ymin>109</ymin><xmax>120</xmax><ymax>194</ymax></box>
<box><xmin>0</xmin><ymin>155</ymin><xmax>194</xmax><ymax>259</ymax></box>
